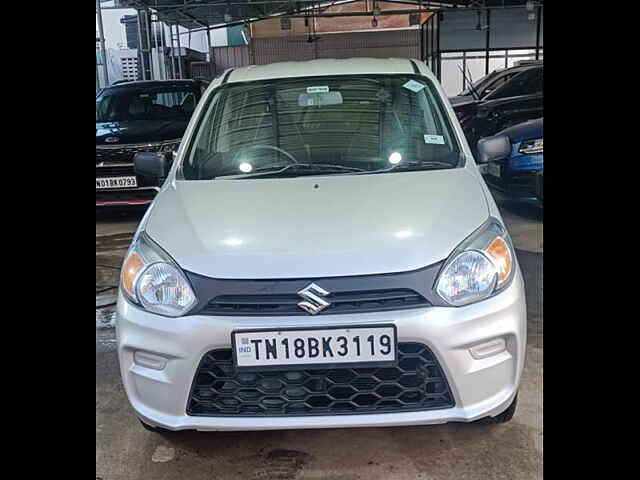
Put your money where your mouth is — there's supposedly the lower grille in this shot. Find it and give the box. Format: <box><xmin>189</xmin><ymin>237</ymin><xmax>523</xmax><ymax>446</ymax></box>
<box><xmin>187</xmin><ymin>342</ymin><xmax>454</xmax><ymax>417</ymax></box>
<box><xmin>508</xmin><ymin>171</ymin><xmax>537</xmax><ymax>196</ymax></box>
<box><xmin>96</xmin><ymin>188</ymin><xmax>157</xmax><ymax>205</ymax></box>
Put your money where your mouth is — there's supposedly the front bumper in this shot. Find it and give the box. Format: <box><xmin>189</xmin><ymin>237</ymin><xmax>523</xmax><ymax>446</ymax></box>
<box><xmin>96</xmin><ymin>187</ymin><xmax>158</xmax><ymax>207</ymax></box>
<box><xmin>116</xmin><ymin>269</ymin><xmax>527</xmax><ymax>431</ymax></box>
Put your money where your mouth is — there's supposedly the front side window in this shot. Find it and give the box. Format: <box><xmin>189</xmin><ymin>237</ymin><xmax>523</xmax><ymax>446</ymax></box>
<box><xmin>96</xmin><ymin>87</ymin><xmax>199</xmax><ymax>122</ymax></box>
<box><xmin>181</xmin><ymin>75</ymin><xmax>462</xmax><ymax>180</ymax></box>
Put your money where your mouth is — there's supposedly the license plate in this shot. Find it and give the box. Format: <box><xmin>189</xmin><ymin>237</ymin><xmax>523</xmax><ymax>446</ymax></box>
<box><xmin>96</xmin><ymin>176</ymin><xmax>137</xmax><ymax>189</ymax></box>
<box><xmin>487</xmin><ymin>163</ymin><xmax>501</xmax><ymax>178</ymax></box>
<box><xmin>232</xmin><ymin>325</ymin><xmax>397</xmax><ymax>369</ymax></box>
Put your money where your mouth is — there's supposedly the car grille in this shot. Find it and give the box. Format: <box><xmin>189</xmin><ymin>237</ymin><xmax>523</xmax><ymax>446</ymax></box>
<box><xmin>202</xmin><ymin>289</ymin><xmax>430</xmax><ymax>316</ymax></box>
<box><xmin>187</xmin><ymin>342</ymin><xmax>454</xmax><ymax>417</ymax></box>
<box><xmin>96</xmin><ymin>143</ymin><xmax>157</xmax><ymax>165</ymax></box>
<box><xmin>96</xmin><ymin>164</ymin><xmax>135</xmax><ymax>178</ymax></box>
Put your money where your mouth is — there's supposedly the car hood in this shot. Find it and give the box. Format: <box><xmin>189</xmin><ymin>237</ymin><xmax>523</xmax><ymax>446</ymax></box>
<box><xmin>96</xmin><ymin>120</ymin><xmax>188</xmax><ymax>145</ymax></box>
<box><xmin>497</xmin><ymin>118</ymin><xmax>543</xmax><ymax>144</ymax></box>
<box><xmin>145</xmin><ymin>169</ymin><xmax>489</xmax><ymax>279</ymax></box>
<box><xmin>448</xmin><ymin>95</ymin><xmax>477</xmax><ymax>107</ymax></box>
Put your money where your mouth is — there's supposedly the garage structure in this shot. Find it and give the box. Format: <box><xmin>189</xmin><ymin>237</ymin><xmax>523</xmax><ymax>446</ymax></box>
<box><xmin>97</xmin><ymin>0</ymin><xmax>543</xmax><ymax>95</ymax></box>
<box><xmin>97</xmin><ymin>2</ymin><xmax>543</xmax><ymax>477</ymax></box>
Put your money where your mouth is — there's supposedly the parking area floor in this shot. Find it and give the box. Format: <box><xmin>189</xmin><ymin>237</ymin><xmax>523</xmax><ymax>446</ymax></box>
<box><xmin>96</xmin><ymin>199</ymin><xmax>542</xmax><ymax>480</ymax></box>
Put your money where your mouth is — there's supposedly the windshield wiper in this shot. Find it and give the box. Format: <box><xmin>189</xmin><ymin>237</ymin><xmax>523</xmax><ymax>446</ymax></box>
<box><xmin>377</xmin><ymin>160</ymin><xmax>456</xmax><ymax>173</ymax></box>
<box><xmin>459</xmin><ymin>65</ymin><xmax>480</xmax><ymax>101</ymax></box>
<box><xmin>216</xmin><ymin>163</ymin><xmax>367</xmax><ymax>179</ymax></box>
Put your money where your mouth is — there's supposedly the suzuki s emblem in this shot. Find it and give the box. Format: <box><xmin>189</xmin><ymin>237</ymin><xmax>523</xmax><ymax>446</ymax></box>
<box><xmin>105</xmin><ymin>136</ymin><xmax>119</xmax><ymax>143</ymax></box>
<box><xmin>297</xmin><ymin>283</ymin><xmax>331</xmax><ymax>315</ymax></box>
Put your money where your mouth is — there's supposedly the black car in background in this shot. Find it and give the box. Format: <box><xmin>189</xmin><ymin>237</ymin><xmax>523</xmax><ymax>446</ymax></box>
<box><xmin>96</xmin><ymin>79</ymin><xmax>207</xmax><ymax>207</ymax></box>
<box><xmin>452</xmin><ymin>64</ymin><xmax>543</xmax><ymax>156</ymax></box>
<box><xmin>449</xmin><ymin>61</ymin><xmax>541</xmax><ymax>108</ymax></box>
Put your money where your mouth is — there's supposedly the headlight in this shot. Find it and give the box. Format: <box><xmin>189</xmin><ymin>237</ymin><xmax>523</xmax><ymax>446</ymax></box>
<box><xmin>159</xmin><ymin>139</ymin><xmax>181</xmax><ymax>153</ymax></box>
<box><xmin>120</xmin><ymin>232</ymin><xmax>196</xmax><ymax>317</ymax></box>
<box><xmin>435</xmin><ymin>219</ymin><xmax>515</xmax><ymax>306</ymax></box>
<box><xmin>518</xmin><ymin>138</ymin><xmax>543</xmax><ymax>154</ymax></box>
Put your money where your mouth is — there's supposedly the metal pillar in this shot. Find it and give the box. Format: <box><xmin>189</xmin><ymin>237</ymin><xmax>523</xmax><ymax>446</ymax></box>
<box><xmin>96</xmin><ymin>54</ymin><xmax>100</xmax><ymax>92</ymax></box>
<box><xmin>161</xmin><ymin>21</ymin><xmax>168</xmax><ymax>79</ymax></box>
<box><xmin>176</xmin><ymin>24</ymin><xmax>183</xmax><ymax>79</ymax></box>
<box><xmin>169</xmin><ymin>24</ymin><xmax>176</xmax><ymax>79</ymax></box>
<box><xmin>136</xmin><ymin>11</ymin><xmax>146</xmax><ymax>80</ymax></box>
<box><xmin>485</xmin><ymin>10</ymin><xmax>491</xmax><ymax>75</ymax></box>
<box><xmin>145</xmin><ymin>9</ymin><xmax>154</xmax><ymax>79</ymax></box>
<box><xmin>152</xmin><ymin>14</ymin><xmax>159</xmax><ymax>79</ymax></box>
<box><xmin>535</xmin><ymin>6</ymin><xmax>542</xmax><ymax>60</ymax></box>
<box><xmin>96</xmin><ymin>0</ymin><xmax>109</xmax><ymax>87</ymax></box>
<box><xmin>206</xmin><ymin>27</ymin><xmax>212</xmax><ymax>63</ymax></box>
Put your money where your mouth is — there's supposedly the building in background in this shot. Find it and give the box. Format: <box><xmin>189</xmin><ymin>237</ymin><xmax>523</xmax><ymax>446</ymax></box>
<box><xmin>120</xmin><ymin>14</ymin><xmax>139</xmax><ymax>49</ymax></box>
<box><xmin>97</xmin><ymin>48</ymin><xmax>128</xmax><ymax>89</ymax></box>
<box><xmin>121</xmin><ymin>13</ymin><xmax>164</xmax><ymax>50</ymax></box>
<box><xmin>114</xmin><ymin>49</ymin><xmax>139</xmax><ymax>81</ymax></box>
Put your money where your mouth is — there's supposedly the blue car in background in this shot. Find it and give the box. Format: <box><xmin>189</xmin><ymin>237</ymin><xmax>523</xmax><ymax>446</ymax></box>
<box><xmin>481</xmin><ymin>118</ymin><xmax>543</xmax><ymax>206</ymax></box>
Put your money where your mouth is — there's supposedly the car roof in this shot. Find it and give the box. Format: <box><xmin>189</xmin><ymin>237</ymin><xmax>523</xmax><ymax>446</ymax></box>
<box><xmin>105</xmin><ymin>79</ymin><xmax>200</xmax><ymax>90</ymax></box>
<box><xmin>227</xmin><ymin>58</ymin><xmax>428</xmax><ymax>83</ymax></box>
<box><xmin>495</xmin><ymin>63</ymin><xmax>542</xmax><ymax>76</ymax></box>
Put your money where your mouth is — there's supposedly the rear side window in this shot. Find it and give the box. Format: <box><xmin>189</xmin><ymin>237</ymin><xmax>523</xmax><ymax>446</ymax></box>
<box><xmin>485</xmin><ymin>67</ymin><xmax>543</xmax><ymax>100</ymax></box>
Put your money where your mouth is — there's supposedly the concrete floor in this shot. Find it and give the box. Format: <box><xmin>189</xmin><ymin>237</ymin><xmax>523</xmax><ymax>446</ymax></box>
<box><xmin>96</xmin><ymin>198</ymin><xmax>542</xmax><ymax>480</ymax></box>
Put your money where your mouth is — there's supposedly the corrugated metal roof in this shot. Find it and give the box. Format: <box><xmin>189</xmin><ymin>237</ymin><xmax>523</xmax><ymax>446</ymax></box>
<box><xmin>117</xmin><ymin>1</ymin><xmax>541</xmax><ymax>31</ymax></box>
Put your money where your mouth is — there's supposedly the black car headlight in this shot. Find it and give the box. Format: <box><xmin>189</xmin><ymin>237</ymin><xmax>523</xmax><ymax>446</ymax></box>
<box><xmin>159</xmin><ymin>139</ymin><xmax>181</xmax><ymax>153</ymax></box>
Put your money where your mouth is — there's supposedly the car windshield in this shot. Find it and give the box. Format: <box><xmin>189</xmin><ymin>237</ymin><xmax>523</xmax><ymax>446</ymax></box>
<box><xmin>460</xmin><ymin>71</ymin><xmax>495</xmax><ymax>96</ymax></box>
<box><xmin>96</xmin><ymin>87</ymin><xmax>198</xmax><ymax>122</ymax></box>
<box><xmin>180</xmin><ymin>75</ymin><xmax>462</xmax><ymax>180</ymax></box>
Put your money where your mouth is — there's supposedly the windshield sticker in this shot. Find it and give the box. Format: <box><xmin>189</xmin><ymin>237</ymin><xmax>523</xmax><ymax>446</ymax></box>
<box><xmin>403</xmin><ymin>80</ymin><xmax>425</xmax><ymax>93</ymax></box>
<box><xmin>424</xmin><ymin>134</ymin><xmax>445</xmax><ymax>145</ymax></box>
<box><xmin>307</xmin><ymin>86</ymin><xmax>330</xmax><ymax>94</ymax></box>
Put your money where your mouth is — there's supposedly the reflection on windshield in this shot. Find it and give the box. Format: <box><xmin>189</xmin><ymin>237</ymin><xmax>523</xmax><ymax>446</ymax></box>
<box><xmin>96</xmin><ymin>88</ymin><xmax>197</xmax><ymax>122</ymax></box>
<box><xmin>182</xmin><ymin>76</ymin><xmax>462</xmax><ymax>180</ymax></box>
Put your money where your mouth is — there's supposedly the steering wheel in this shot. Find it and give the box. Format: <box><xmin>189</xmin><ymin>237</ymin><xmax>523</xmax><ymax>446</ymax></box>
<box><xmin>231</xmin><ymin>144</ymin><xmax>298</xmax><ymax>166</ymax></box>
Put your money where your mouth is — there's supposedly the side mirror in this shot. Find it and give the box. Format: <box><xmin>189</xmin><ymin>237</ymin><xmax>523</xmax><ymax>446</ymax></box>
<box><xmin>134</xmin><ymin>152</ymin><xmax>172</xmax><ymax>184</ymax></box>
<box><xmin>476</xmin><ymin>135</ymin><xmax>511</xmax><ymax>164</ymax></box>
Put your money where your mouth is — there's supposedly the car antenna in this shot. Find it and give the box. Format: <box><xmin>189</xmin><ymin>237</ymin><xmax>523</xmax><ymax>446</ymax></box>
<box><xmin>459</xmin><ymin>65</ymin><xmax>480</xmax><ymax>101</ymax></box>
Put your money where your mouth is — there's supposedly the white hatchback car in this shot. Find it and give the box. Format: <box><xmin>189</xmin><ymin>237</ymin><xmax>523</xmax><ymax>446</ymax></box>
<box><xmin>117</xmin><ymin>58</ymin><xmax>526</xmax><ymax>433</ymax></box>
